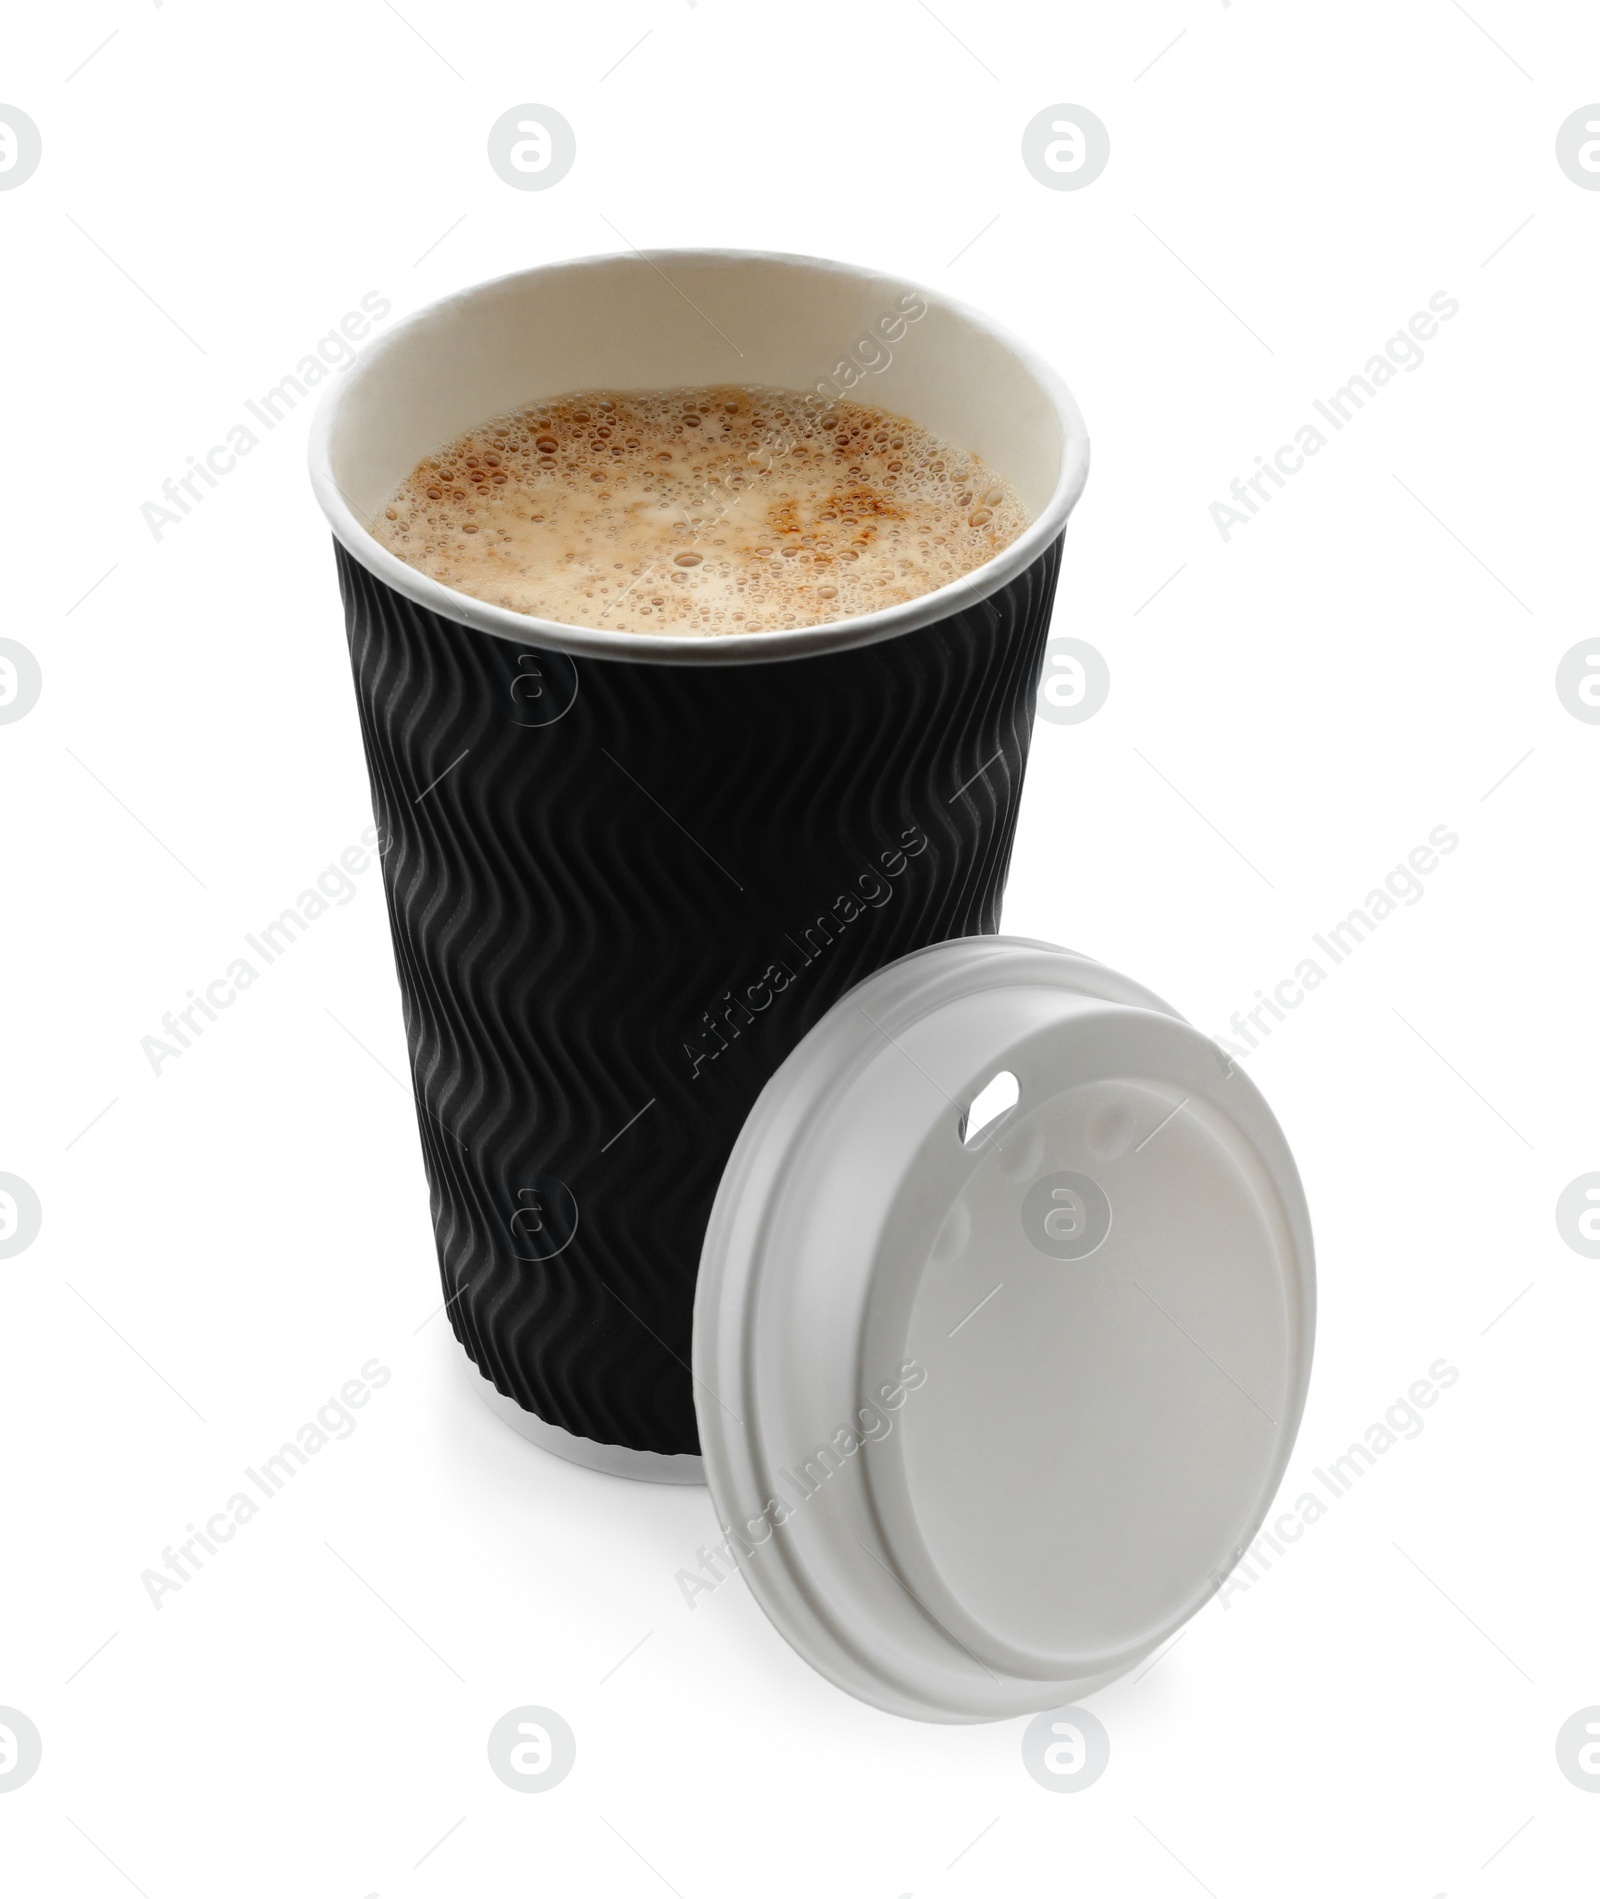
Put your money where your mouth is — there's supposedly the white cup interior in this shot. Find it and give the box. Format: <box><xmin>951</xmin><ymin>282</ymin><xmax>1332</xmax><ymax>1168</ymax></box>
<box><xmin>310</xmin><ymin>249</ymin><xmax>1089</xmax><ymax>664</ymax></box>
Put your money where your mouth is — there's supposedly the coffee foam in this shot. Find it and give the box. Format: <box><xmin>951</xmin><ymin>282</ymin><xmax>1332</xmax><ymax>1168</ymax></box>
<box><xmin>369</xmin><ymin>385</ymin><xmax>1029</xmax><ymax>636</ymax></box>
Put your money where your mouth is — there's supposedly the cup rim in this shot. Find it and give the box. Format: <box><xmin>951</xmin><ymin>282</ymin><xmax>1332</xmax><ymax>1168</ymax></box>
<box><xmin>308</xmin><ymin>247</ymin><xmax>1089</xmax><ymax>667</ymax></box>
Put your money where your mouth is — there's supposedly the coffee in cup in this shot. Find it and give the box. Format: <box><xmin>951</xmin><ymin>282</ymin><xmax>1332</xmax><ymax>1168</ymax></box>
<box><xmin>369</xmin><ymin>385</ymin><xmax>1028</xmax><ymax>635</ymax></box>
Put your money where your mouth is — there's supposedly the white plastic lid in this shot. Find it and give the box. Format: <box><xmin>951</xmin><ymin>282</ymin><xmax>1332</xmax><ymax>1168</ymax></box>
<box><xmin>693</xmin><ymin>937</ymin><xmax>1314</xmax><ymax>1723</ymax></box>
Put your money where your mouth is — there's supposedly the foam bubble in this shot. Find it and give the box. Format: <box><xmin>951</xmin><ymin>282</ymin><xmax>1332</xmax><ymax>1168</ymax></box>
<box><xmin>369</xmin><ymin>386</ymin><xmax>1030</xmax><ymax>637</ymax></box>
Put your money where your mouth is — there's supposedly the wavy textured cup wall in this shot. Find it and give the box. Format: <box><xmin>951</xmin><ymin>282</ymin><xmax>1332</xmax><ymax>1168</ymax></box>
<box><xmin>338</xmin><ymin>538</ymin><xmax>1064</xmax><ymax>1456</ymax></box>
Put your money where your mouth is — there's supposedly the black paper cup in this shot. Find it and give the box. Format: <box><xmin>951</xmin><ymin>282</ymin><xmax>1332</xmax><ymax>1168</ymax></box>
<box><xmin>310</xmin><ymin>251</ymin><xmax>1089</xmax><ymax>1480</ymax></box>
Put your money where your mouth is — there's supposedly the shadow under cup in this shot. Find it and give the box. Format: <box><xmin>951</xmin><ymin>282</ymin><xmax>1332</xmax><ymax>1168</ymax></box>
<box><xmin>310</xmin><ymin>250</ymin><xmax>1089</xmax><ymax>1480</ymax></box>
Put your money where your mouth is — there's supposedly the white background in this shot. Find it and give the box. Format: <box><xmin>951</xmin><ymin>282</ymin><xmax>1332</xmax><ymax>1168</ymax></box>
<box><xmin>3</xmin><ymin>2</ymin><xmax>1598</xmax><ymax>1893</ymax></box>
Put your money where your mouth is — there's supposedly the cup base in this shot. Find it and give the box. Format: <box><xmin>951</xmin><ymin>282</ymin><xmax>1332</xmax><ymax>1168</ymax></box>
<box><xmin>468</xmin><ymin>1360</ymin><xmax>707</xmax><ymax>1485</ymax></box>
